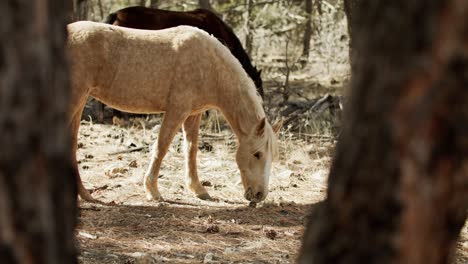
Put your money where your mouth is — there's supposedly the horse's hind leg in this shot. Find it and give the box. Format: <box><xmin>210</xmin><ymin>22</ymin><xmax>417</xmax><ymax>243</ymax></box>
<box><xmin>183</xmin><ymin>114</ymin><xmax>211</xmax><ymax>200</ymax></box>
<box><xmin>144</xmin><ymin>111</ymin><xmax>189</xmax><ymax>201</ymax></box>
<box><xmin>69</xmin><ymin>91</ymin><xmax>96</xmax><ymax>202</ymax></box>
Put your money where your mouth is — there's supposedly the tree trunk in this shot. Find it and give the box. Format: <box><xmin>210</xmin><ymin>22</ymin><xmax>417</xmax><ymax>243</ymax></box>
<box><xmin>0</xmin><ymin>0</ymin><xmax>78</xmax><ymax>263</ymax></box>
<box><xmin>343</xmin><ymin>0</ymin><xmax>356</xmax><ymax>73</ymax></box>
<box><xmin>301</xmin><ymin>0</ymin><xmax>313</xmax><ymax>61</ymax></box>
<box><xmin>198</xmin><ymin>0</ymin><xmax>213</xmax><ymax>11</ymax></box>
<box><xmin>244</xmin><ymin>0</ymin><xmax>254</xmax><ymax>58</ymax></box>
<box><xmin>150</xmin><ymin>0</ymin><xmax>159</xmax><ymax>8</ymax></box>
<box><xmin>139</xmin><ymin>0</ymin><xmax>146</xmax><ymax>6</ymax></box>
<box><xmin>74</xmin><ymin>0</ymin><xmax>88</xmax><ymax>20</ymax></box>
<box><xmin>299</xmin><ymin>1</ymin><xmax>468</xmax><ymax>263</ymax></box>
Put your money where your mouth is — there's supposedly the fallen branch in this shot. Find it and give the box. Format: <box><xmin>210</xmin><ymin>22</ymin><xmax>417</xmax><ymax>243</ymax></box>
<box><xmin>108</xmin><ymin>146</ymin><xmax>147</xmax><ymax>156</ymax></box>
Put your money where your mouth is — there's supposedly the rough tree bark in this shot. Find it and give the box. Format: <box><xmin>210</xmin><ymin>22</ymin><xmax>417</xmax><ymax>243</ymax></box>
<box><xmin>343</xmin><ymin>0</ymin><xmax>357</xmax><ymax>73</ymax></box>
<box><xmin>0</xmin><ymin>0</ymin><xmax>77</xmax><ymax>263</ymax></box>
<box><xmin>301</xmin><ymin>0</ymin><xmax>313</xmax><ymax>60</ymax></box>
<box><xmin>299</xmin><ymin>0</ymin><xmax>468</xmax><ymax>263</ymax></box>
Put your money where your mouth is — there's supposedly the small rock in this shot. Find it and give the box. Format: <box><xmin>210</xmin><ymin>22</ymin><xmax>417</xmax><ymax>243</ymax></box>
<box><xmin>203</xmin><ymin>252</ymin><xmax>215</xmax><ymax>263</ymax></box>
<box><xmin>105</xmin><ymin>166</ymin><xmax>128</xmax><ymax>178</ymax></box>
<box><xmin>78</xmin><ymin>231</ymin><xmax>97</xmax><ymax>240</ymax></box>
<box><xmin>248</xmin><ymin>201</ymin><xmax>257</xmax><ymax>208</ymax></box>
<box><xmin>129</xmin><ymin>160</ymin><xmax>138</xmax><ymax>168</ymax></box>
<box><xmin>77</xmin><ymin>142</ymin><xmax>84</xmax><ymax>148</ymax></box>
<box><xmin>199</xmin><ymin>141</ymin><xmax>213</xmax><ymax>152</ymax></box>
<box><xmin>205</xmin><ymin>224</ymin><xmax>219</xmax><ymax>233</ymax></box>
<box><xmin>201</xmin><ymin>180</ymin><xmax>212</xmax><ymax>187</ymax></box>
<box><xmin>264</xmin><ymin>228</ymin><xmax>277</xmax><ymax>240</ymax></box>
<box><xmin>224</xmin><ymin>247</ymin><xmax>240</xmax><ymax>254</ymax></box>
<box><xmin>85</xmin><ymin>154</ymin><xmax>94</xmax><ymax>159</ymax></box>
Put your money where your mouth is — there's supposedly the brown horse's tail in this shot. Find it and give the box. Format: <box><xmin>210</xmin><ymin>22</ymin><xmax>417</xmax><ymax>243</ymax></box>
<box><xmin>104</xmin><ymin>12</ymin><xmax>118</xmax><ymax>24</ymax></box>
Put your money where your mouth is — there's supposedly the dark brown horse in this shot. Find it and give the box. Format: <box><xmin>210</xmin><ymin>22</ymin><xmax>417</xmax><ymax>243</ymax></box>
<box><xmin>105</xmin><ymin>6</ymin><xmax>263</xmax><ymax>97</ymax></box>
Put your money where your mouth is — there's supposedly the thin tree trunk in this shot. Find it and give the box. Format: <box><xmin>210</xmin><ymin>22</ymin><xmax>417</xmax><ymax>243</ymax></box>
<box><xmin>301</xmin><ymin>0</ymin><xmax>313</xmax><ymax>61</ymax></box>
<box><xmin>244</xmin><ymin>0</ymin><xmax>254</xmax><ymax>58</ymax></box>
<box><xmin>299</xmin><ymin>0</ymin><xmax>468</xmax><ymax>263</ymax></box>
<box><xmin>199</xmin><ymin>0</ymin><xmax>213</xmax><ymax>11</ymax></box>
<box><xmin>97</xmin><ymin>0</ymin><xmax>105</xmax><ymax>20</ymax></box>
<box><xmin>150</xmin><ymin>0</ymin><xmax>159</xmax><ymax>8</ymax></box>
<box><xmin>139</xmin><ymin>0</ymin><xmax>146</xmax><ymax>6</ymax></box>
<box><xmin>343</xmin><ymin>0</ymin><xmax>356</xmax><ymax>73</ymax></box>
<box><xmin>75</xmin><ymin>0</ymin><xmax>88</xmax><ymax>20</ymax></box>
<box><xmin>0</xmin><ymin>0</ymin><xmax>78</xmax><ymax>263</ymax></box>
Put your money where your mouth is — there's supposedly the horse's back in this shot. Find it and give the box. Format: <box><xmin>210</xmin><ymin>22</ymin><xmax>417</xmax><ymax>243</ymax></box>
<box><xmin>67</xmin><ymin>21</ymin><xmax>223</xmax><ymax>114</ymax></box>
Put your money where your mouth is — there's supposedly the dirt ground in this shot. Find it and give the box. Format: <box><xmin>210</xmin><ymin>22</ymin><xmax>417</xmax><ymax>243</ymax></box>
<box><xmin>76</xmin><ymin>118</ymin><xmax>467</xmax><ymax>264</ymax></box>
<box><xmin>76</xmin><ymin>74</ymin><xmax>467</xmax><ymax>263</ymax></box>
<box><xmin>76</xmin><ymin>113</ymin><xmax>332</xmax><ymax>264</ymax></box>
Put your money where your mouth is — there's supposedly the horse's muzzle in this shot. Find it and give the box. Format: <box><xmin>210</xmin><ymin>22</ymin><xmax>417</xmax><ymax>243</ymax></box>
<box><xmin>245</xmin><ymin>187</ymin><xmax>266</xmax><ymax>202</ymax></box>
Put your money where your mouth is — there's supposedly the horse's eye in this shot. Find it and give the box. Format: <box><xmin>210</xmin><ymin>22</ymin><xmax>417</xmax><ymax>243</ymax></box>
<box><xmin>253</xmin><ymin>151</ymin><xmax>262</xmax><ymax>160</ymax></box>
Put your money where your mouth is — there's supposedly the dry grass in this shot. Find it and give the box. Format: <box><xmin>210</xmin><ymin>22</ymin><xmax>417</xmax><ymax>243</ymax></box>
<box><xmin>76</xmin><ymin>79</ymin><xmax>467</xmax><ymax>264</ymax></box>
<box><xmin>76</xmin><ymin>115</ymin><xmax>331</xmax><ymax>264</ymax></box>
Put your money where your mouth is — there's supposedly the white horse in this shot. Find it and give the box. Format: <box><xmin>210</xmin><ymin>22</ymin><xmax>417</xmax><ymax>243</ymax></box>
<box><xmin>67</xmin><ymin>21</ymin><xmax>281</xmax><ymax>202</ymax></box>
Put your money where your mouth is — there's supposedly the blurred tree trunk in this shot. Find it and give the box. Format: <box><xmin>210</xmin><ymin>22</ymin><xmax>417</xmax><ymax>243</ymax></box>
<box><xmin>150</xmin><ymin>0</ymin><xmax>159</xmax><ymax>8</ymax></box>
<box><xmin>139</xmin><ymin>0</ymin><xmax>146</xmax><ymax>6</ymax></box>
<box><xmin>74</xmin><ymin>0</ymin><xmax>88</xmax><ymax>20</ymax></box>
<box><xmin>0</xmin><ymin>0</ymin><xmax>78</xmax><ymax>263</ymax></box>
<box><xmin>301</xmin><ymin>0</ymin><xmax>313</xmax><ymax>62</ymax></box>
<box><xmin>299</xmin><ymin>0</ymin><xmax>468</xmax><ymax>263</ymax></box>
<box><xmin>199</xmin><ymin>0</ymin><xmax>213</xmax><ymax>10</ymax></box>
<box><xmin>97</xmin><ymin>0</ymin><xmax>105</xmax><ymax>20</ymax></box>
<box><xmin>244</xmin><ymin>0</ymin><xmax>254</xmax><ymax>58</ymax></box>
<box><xmin>343</xmin><ymin>0</ymin><xmax>357</xmax><ymax>73</ymax></box>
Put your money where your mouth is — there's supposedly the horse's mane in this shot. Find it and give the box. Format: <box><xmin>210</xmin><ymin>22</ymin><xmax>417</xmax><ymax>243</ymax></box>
<box><xmin>194</xmin><ymin>9</ymin><xmax>263</xmax><ymax>95</ymax></box>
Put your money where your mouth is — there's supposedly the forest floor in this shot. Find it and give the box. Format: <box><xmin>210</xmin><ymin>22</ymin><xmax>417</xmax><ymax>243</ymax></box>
<box><xmin>76</xmin><ymin>75</ymin><xmax>467</xmax><ymax>264</ymax></box>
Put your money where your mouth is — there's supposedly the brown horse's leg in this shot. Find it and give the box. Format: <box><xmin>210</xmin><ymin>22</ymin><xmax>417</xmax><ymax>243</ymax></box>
<box><xmin>183</xmin><ymin>114</ymin><xmax>211</xmax><ymax>200</ymax></box>
<box><xmin>144</xmin><ymin>111</ymin><xmax>189</xmax><ymax>201</ymax></box>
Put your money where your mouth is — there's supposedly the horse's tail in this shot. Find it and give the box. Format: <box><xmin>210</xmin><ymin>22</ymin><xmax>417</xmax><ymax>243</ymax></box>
<box><xmin>104</xmin><ymin>12</ymin><xmax>118</xmax><ymax>24</ymax></box>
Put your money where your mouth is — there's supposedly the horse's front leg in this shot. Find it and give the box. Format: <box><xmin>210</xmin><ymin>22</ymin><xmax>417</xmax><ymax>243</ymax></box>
<box><xmin>144</xmin><ymin>111</ymin><xmax>189</xmax><ymax>201</ymax></box>
<box><xmin>183</xmin><ymin>114</ymin><xmax>211</xmax><ymax>200</ymax></box>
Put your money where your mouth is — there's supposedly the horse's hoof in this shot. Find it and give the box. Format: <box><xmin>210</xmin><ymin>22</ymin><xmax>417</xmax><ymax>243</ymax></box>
<box><xmin>146</xmin><ymin>192</ymin><xmax>163</xmax><ymax>202</ymax></box>
<box><xmin>197</xmin><ymin>192</ymin><xmax>213</xmax><ymax>201</ymax></box>
<box><xmin>79</xmin><ymin>192</ymin><xmax>98</xmax><ymax>203</ymax></box>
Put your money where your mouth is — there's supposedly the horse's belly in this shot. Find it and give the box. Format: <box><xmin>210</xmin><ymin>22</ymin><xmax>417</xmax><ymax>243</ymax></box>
<box><xmin>91</xmin><ymin>82</ymin><xmax>170</xmax><ymax>114</ymax></box>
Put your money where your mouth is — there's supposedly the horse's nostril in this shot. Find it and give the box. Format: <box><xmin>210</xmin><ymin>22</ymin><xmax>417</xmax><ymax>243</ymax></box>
<box><xmin>255</xmin><ymin>192</ymin><xmax>263</xmax><ymax>200</ymax></box>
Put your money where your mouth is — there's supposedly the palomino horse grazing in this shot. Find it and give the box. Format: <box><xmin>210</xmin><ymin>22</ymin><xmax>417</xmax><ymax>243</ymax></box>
<box><xmin>67</xmin><ymin>21</ymin><xmax>281</xmax><ymax>202</ymax></box>
<box><xmin>105</xmin><ymin>6</ymin><xmax>263</xmax><ymax>97</ymax></box>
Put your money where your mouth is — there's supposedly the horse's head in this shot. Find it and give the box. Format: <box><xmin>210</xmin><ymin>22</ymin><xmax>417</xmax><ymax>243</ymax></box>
<box><xmin>236</xmin><ymin>117</ymin><xmax>282</xmax><ymax>202</ymax></box>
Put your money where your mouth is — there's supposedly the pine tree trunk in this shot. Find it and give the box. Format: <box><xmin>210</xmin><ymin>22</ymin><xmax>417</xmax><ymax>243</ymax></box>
<box><xmin>244</xmin><ymin>0</ymin><xmax>254</xmax><ymax>58</ymax></box>
<box><xmin>150</xmin><ymin>0</ymin><xmax>159</xmax><ymax>8</ymax></box>
<box><xmin>343</xmin><ymin>0</ymin><xmax>357</xmax><ymax>73</ymax></box>
<box><xmin>0</xmin><ymin>0</ymin><xmax>78</xmax><ymax>263</ymax></box>
<box><xmin>198</xmin><ymin>0</ymin><xmax>213</xmax><ymax>11</ymax></box>
<box><xmin>301</xmin><ymin>0</ymin><xmax>313</xmax><ymax>60</ymax></box>
<box><xmin>299</xmin><ymin>1</ymin><xmax>468</xmax><ymax>263</ymax></box>
<box><xmin>74</xmin><ymin>0</ymin><xmax>88</xmax><ymax>20</ymax></box>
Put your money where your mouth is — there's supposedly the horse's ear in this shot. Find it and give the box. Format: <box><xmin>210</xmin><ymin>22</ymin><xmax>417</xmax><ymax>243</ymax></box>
<box><xmin>272</xmin><ymin>118</ymin><xmax>283</xmax><ymax>135</ymax></box>
<box><xmin>256</xmin><ymin>117</ymin><xmax>266</xmax><ymax>136</ymax></box>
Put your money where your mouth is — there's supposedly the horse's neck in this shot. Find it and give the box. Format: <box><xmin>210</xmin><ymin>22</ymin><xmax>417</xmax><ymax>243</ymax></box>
<box><xmin>217</xmin><ymin>78</ymin><xmax>264</xmax><ymax>139</ymax></box>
